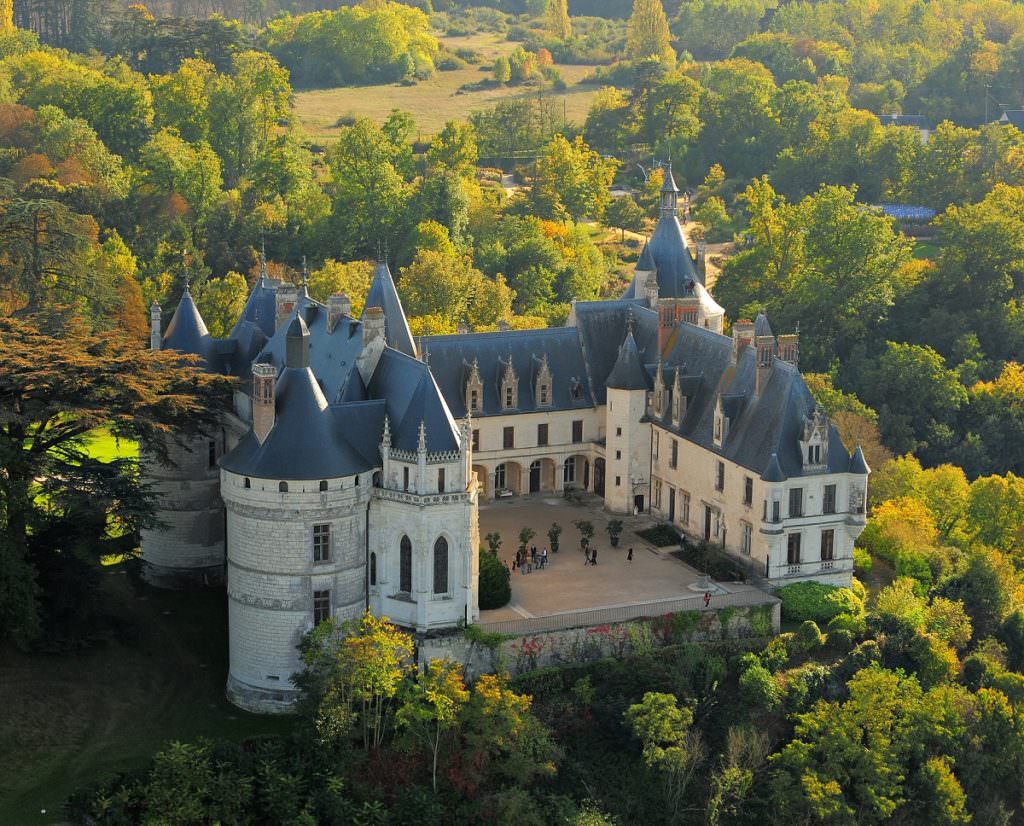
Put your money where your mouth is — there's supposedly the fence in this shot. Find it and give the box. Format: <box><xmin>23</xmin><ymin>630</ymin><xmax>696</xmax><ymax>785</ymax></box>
<box><xmin>477</xmin><ymin>588</ymin><xmax>779</xmax><ymax>636</ymax></box>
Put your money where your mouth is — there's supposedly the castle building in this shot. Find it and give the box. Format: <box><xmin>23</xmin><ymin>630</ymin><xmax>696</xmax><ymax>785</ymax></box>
<box><xmin>142</xmin><ymin>182</ymin><xmax>867</xmax><ymax>712</ymax></box>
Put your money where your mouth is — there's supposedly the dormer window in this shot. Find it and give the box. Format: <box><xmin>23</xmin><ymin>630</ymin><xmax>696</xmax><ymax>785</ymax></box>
<box><xmin>800</xmin><ymin>406</ymin><xmax>829</xmax><ymax>471</ymax></box>
<box><xmin>571</xmin><ymin>378</ymin><xmax>584</xmax><ymax>401</ymax></box>
<box><xmin>500</xmin><ymin>357</ymin><xmax>518</xmax><ymax>410</ymax></box>
<box><xmin>465</xmin><ymin>358</ymin><xmax>483</xmax><ymax>414</ymax></box>
<box><xmin>713</xmin><ymin>396</ymin><xmax>728</xmax><ymax>447</ymax></box>
<box><xmin>535</xmin><ymin>353</ymin><xmax>553</xmax><ymax>407</ymax></box>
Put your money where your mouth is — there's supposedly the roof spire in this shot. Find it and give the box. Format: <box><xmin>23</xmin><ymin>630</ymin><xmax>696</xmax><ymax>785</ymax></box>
<box><xmin>259</xmin><ymin>234</ymin><xmax>268</xmax><ymax>286</ymax></box>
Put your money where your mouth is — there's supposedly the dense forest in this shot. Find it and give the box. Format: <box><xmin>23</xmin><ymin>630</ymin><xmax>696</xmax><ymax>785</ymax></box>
<box><xmin>3</xmin><ymin>0</ymin><xmax>1024</xmax><ymax>822</ymax></box>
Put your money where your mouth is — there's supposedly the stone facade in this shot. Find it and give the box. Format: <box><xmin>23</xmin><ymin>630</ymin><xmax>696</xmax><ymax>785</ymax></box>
<box><xmin>139</xmin><ymin>432</ymin><xmax>226</xmax><ymax>588</ymax></box>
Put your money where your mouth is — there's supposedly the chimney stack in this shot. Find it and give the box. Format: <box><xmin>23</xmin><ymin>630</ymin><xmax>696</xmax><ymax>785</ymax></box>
<box><xmin>326</xmin><ymin>293</ymin><xmax>350</xmax><ymax>333</ymax></box>
<box><xmin>357</xmin><ymin>306</ymin><xmax>387</xmax><ymax>383</ymax></box>
<box><xmin>252</xmin><ymin>363</ymin><xmax>277</xmax><ymax>444</ymax></box>
<box><xmin>731</xmin><ymin>319</ymin><xmax>755</xmax><ymax>364</ymax></box>
<box><xmin>778</xmin><ymin>333</ymin><xmax>799</xmax><ymax>367</ymax></box>
<box><xmin>150</xmin><ymin>300</ymin><xmax>162</xmax><ymax>350</ymax></box>
<box><xmin>275</xmin><ymin>283</ymin><xmax>299</xmax><ymax>329</ymax></box>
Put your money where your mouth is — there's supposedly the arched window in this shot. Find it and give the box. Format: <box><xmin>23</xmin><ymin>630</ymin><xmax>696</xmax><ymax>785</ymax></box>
<box><xmin>244</xmin><ymin>477</ymin><xmax>251</xmax><ymax>489</ymax></box>
<box><xmin>279</xmin><ymin>481</ymin><xmax>288</xmax><ymax>493</ymax></box>
<box><xmin>400</xmin><ymin>536</ymin><xmax>412</xmax><ymax>593</ymax></box>
<box><xmin>319</xmin><ymin>480</ymin><xmax>328</xmax><ymax>492</ymax></box>
<box><xmin>369</xmin><ymin>552</ymin><xmax>377</xmax><ymax>586</ymax></box>
<box><xmin>433</xmin><ymin>537</ymin><xmax>449</xmax><ymax>595</ymax></box>
<box><xmin>495</xmin><ymin>463</ymin><xmax>507</xmax><ymax>489</ymax></box>
<box><xmin>563</xmin><ymin>457</ymin><xmax>576</xmax><ymax>483</ymax></box>
<box><xmin>372</xmin><ymin>471</ymin><xmax>382</xmax><ymax>488</ymax></box>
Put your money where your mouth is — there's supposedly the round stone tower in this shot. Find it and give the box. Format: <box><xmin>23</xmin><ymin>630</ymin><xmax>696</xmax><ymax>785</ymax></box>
<box><xmin>140</xmin><ymin>286</ymin><xmax>226</xmax><ymax>588</ymax></box>
<box><xmin>220</xmin><ymin>315</ymin><xmax>370</xmax><ymax>713</ymax></box>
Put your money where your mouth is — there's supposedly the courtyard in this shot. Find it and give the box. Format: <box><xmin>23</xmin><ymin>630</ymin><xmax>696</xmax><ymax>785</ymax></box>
<box><xmin>478</xmin><ymin>494</ymin><xmax>764</xmax><ymax>624</ymax></box>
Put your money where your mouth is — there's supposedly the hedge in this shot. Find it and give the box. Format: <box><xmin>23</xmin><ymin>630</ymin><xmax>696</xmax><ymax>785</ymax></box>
<box><xmin>776</xmin><ymin>581</ymin><xmax>865</xmax><ymax>624</ymax></box>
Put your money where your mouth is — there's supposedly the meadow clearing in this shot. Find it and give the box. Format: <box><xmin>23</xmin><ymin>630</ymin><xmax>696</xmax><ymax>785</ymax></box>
<box><xmin>293</xmin><ymin>32</ymin><xmax>604</xmax><ymax>140</ymax></box>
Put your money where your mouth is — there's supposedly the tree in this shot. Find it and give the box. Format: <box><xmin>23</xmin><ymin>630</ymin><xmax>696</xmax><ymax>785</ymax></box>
<box><xmin>625</xmin><ymin>692</ymin><xmax>702</xmax><ymax>821</ymax></box>
<box><xmin>493</xmin><ymin>56</ymin><xmax>511</xmax><ymax>84</ymax></box>
<box><xmin>0</xmin><ymin>313</ymin><xmax>230</xmax><ymax>645</ymax></box>
<box><xmin>396</xmin><ymin>658</ymin><xmax>469</xmax><ymax>792</ymax></box>
<box><xmin>518</xmin><ymin>526</ymin><xmax>536</xmax><ymax>554</ymax></box>
<box><xmin>307</xmin><ymin>259</ymin><xmax>373</xmax><ymax>313</ymax></box>
<box><xmin>605</xmin><ymin>194</ymin><xmax>646</xmax><ymax>240</ymax></box>
<box><xmin>546</xmin><ymin>0</ymin><xmax>572</xmax><ymax>41</ymax></box>
<box><xmin>626</xmin><ymin>0</ymin><xmax>675</xmax><ymax>65</ymax></box>
<box><xmin>532</xmin><ymin>134</ymin><xmax>618</xmax><ymax>222</ymax></box>
<box><xmin>459</xmin><ymin>673</ymin><xmax>559</xmax><ymax>788</ymax></box>
<box><xmin>194</xmin><ymin>272</ymin><xmax>248</xmax><ymax>338</ymax></box>
<box><xmin>573</xmin><ymin>519</ymin><xmax>594</xmax><ymax>550</ymax></box>
<box><xmin>676</xmin><ymin>0</ymin><xmax>770</xmax><ymax>61</ymax></box>
<box><xmin>426</xmin><ymin>120</ymin><xmax>478</xmax><ymax>176</ymax></box>
<box><xmin>207</xmin><ymin>51</ymin><xmax>292</xmax><ymax>186</ymax></box>
<box><xmin>298</xmin><ymin>610</ymin><xmax>414</xmax><ymax>751</ymax></box>
<box><xmin>965</xmin><ymin>474</ymin><xmax>1024</xmax><ymax>557</ymax></box>
<box><xmin>137</xmin><ymin>128</ymin><xmax>223</xmax><ymax>220</ymax></box>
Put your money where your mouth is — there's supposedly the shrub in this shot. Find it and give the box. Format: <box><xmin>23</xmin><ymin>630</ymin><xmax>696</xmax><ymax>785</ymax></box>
<box><xmin>781</xmin><ymin>663</ymin><xmax>831</xmax><ymax>712</ymax></box>
<box><xmin>795</xmin><ymin>620</ymin><xmax>825</xmax><ymax>652</ymax></box>
<box><xmin>738</xmin><ymin>663</ymin><xmax>781</xmax><ymax>710</ymax></box>
<box><xmin>479</xmin><ymin>550</ymin><xmax>511</xmax><ymax>609</ymax></box>
<box><xmin>760</xmin><ymin>635</ymin><xmax>790</xmax><ymax>672</ymax></box>
<box><xmin>828</xmin><ymin>628</ymin><xmax>855</xmax><ymax>650</ymax></box>
<box><xmin>827</xmin><ymin>612</ymin><xmax>867</xmax><ymax>636</ymax></box>
<box><xmin>776</xmin><ymin>581</ymin><xmax>864</xmax><ymax>624</ymax></box>
<box><xmin>854</xmin><ymin>546</ymin><xmax>873</xmax><ymax>573</ymax></box>
<box><xmin>548</xmin><ymin>522</ymin><xmax>562</xmax><ymax>553</ymax></box>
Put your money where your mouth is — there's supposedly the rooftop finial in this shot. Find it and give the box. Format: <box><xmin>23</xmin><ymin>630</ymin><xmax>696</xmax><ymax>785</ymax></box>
<box><xmin>258</xmin><ymin>234</ymin><xmax>268</xmax><ymax>285</ymax></box>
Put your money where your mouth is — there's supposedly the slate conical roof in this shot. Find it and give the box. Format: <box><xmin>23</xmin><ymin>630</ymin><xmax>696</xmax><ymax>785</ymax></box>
<box><xmin>761</xmin><ymin>452</ymin><xmax>787</xmax><ymax>482</ymax></box>
<box><xmin>754</xmin><ymin>311</ymin><xmax>773</xmax><ymax>338</ymax></box>
<box><xmin>636</xmin><ymin>241</ymin><xmax>656</xmax><ymax>272</ymax></box>
<box><xmin>647</xmin><ymin>210</ymin><xmax>700</xmax><ymax>293</ymax></box>
<box><xmin>606</xmin><ymin>330</ymin><xmax>651</xmax><ymax>391</ymax></box>
<box><xmin>162</xmin><ymin>285</ymin><xmax>212</xmax><ymax>366</ymax></box>
<box><xmin>849</xmin><ymin>444</ymin><xmax>870</xmax><ymax>475</ymax></box>
<box><xmin>363</xmin><ymin>261</ymin><xmax>416</xmax><ymax>357</ymax></box>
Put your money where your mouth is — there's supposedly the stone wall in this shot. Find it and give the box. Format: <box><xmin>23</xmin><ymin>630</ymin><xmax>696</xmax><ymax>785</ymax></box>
<box><xmin>418</xmin><ymin>601</ymin><xmax>780</xmax><ymax>679</ymax></box>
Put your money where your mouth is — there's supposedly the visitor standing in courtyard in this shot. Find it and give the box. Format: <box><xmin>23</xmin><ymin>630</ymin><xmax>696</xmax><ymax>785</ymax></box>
<box><xmin>542</xmin><ymin>547</ymin><xmax>548</xmax><ymax>568</ymax></box>
<box><xmin>627</xmin><ymin>547</ymin><xmax>633</xmax><ymax>563</ymax></box>
<box><xmin>703</xmin><ymin>591</ymin><xmax>710</xmax><ymax>608</ymax></box>
<box><xmin>592</xmin><ymin>547</ymin><xmax>598</xmax><ymax>565</ymax></box>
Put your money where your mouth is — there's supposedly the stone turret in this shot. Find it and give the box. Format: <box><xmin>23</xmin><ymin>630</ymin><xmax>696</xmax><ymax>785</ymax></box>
<box><xmin>150</xmin><ymin>300</ymin><xmax>162</xmax><ymax>350</ymax></box>
<box><xmin>140</xmin><ymin>288</ymin><xmax>224</xmax><ymax>589</ymax></box>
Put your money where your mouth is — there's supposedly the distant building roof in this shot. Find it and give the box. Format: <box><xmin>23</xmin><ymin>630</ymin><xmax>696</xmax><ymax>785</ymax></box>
<box><xmin>876</xmin><ymin>204</ymin><xmax>937</xmax><ymax>222</ymax></box>
<box><xmin>879</xmin><ymin>113</ymin><xmax>931</xmax><ymax>130</ymax></box>
<box><xmin>999</xmin><ymin>110</ymin><xmax>1024</xmax><ymax>130</ymax></box>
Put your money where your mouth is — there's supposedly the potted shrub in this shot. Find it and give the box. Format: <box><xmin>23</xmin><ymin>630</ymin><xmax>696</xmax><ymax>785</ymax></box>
<box><xmin>573</xmin><ymin>519</ymin><xmax>594</xmax><ymax>552</ymax></box>
<box><xmin>548</xmin><ymin>522</ymin><xmax>562</xmax><ymax>553</ymax></box>
<box><xmin>485</xmin><ymin>531</ymin><xmax>502</xmax><ymax>555</ymax></box>
<box><xmin>518</xmin><ymin>526</ymin><xmax>536</xmax><ymax>555</ymax></box>
<box><xmin>607</xmin><ymin>518</ymin><xmax>623</xmax><ymax>547</ymax></box>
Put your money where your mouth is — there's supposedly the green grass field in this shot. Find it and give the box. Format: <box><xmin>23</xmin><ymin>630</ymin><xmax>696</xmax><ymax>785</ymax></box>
<box><xmin>294</xmin><ymin>32</ymin><xmax>602</xmax><ymax>140</ymax></box>
<box><xmin>81</xmin><ymin>428</ymin><xmax>138</xmax><ymax>462</ymax></box>
<box><xmin>0</xmin><ymin>573</ymin><xmax>293</xmax><ymax>823</ymax></box>
<box><xmin>912</xmin><ymin>239</ymin><xmax>941</xmax><ymax>260</ymax></box>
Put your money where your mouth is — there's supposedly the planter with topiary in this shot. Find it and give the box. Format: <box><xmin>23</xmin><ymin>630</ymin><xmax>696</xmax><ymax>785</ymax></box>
<box><xmin>548</xmin><ymin>522</ymin><xmax>562</xmax><ymax>553</ymax></box>
<box><xmin>607</xmin><ymin>518</ymin><xmax>623</xmax><ymax>547</ymax></box>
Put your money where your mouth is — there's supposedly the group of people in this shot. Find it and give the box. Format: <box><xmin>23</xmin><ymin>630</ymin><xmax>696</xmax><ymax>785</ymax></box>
<box><xmin>511</xmin><ymin>545</ymin><xmax>548</xmax><ymax>575</ymax></box>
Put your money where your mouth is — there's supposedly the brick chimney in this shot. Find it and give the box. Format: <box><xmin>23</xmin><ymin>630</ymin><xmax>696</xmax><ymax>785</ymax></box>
<box><xmin>150</xmin><ymin>300</ymin><xmax>162</xmax><ymax>350</ymax></box>
<box><xmin>251</xmin><ymin>363</ymin><xmax>277</xmax><ymax>444</ymax></box>
<box><xmin>731</xmin><ymin>319</ymin><xmax>755</xmax><ymax>364</ymax></box>
<box><xmin>275</xmin><ymin>284</ymin><xmax>298</xmax><ymax>329</ymax></box>
<box><xmin>326</xmin><ymin>293</ymin><xmax>350</xmax><ymax>333</ymax></box>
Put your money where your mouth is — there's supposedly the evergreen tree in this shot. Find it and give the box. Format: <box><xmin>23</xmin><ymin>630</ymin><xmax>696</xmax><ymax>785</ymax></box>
<box><xmin>546</xmin><ymin>0</ymin><xmax>572</xmax><ymax>41</ymax></box>
<box><xmin>627</xmin><ymin>0</ymin><xmax>675</xmax><ymax>65</ymax></box>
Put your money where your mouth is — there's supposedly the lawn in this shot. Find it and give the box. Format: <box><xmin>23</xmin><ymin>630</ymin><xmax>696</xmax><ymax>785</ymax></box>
<box><xmin>294</xmin><ymin>32</ymin><xmax>602</xmax><ymax>140</ymax></box>
<box><xmin>912</xmin><ymin>239</ymin><xmax>941</xmax><ymax>260</ymax></box>
<box><xmin>80</xmin><ymin>428</ymin><xmax>138</xmax><ymax>462</ymax></box>
<box><xmin>0</xmin><ymin>571</ymin><xmax>293</xmax><ymax>823</ymax></box>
